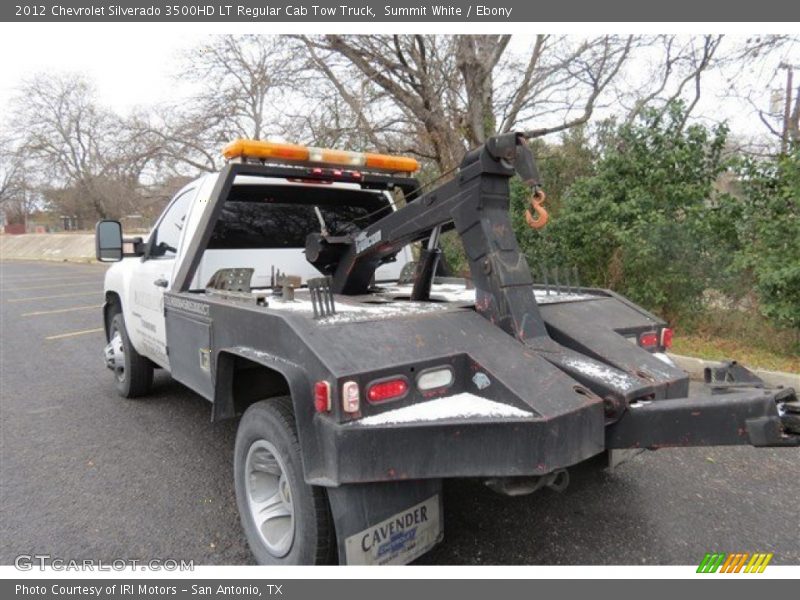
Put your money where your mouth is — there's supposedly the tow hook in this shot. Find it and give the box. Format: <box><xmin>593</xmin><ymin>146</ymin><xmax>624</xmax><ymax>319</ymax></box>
<box><xmin>485</xmin><ymin>469</ymin><xmax>570</xmax><ymax>497</ymax></box>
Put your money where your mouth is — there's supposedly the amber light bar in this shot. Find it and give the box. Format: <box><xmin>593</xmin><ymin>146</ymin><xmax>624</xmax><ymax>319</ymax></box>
<box><xmin>222</xmin><ymin>139</ymin><xmax>420</xmax><ymax>173</ymax></box>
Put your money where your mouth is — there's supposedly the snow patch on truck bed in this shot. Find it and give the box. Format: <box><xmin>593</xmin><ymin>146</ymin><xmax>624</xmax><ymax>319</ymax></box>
<box><xmin>261</xmin><ymin>281</ymin><xmax>598</xmax><ymax>323</ymax></box>
<box><xmin>379</xmin><ymin>283</ymin><xmax>596</xmax><ymax>304</ymax></box>
<box><xmin>267</xmin><ymin>297</ymin><xmax>451</xmax><ymax>323</ymax></box>
<box><xmin>356</xmin><ymin>393</ymin><xmax>533</xmax><ymax>426</ymax></box>
<box><xmin>561</xmin><ymin>357</ymin><xmax>638</xmax><ymax>390</ymax></box>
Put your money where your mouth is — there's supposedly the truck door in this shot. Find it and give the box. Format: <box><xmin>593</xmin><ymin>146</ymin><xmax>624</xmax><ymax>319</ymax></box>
<box><xmin>128</xmin><ymin>187</ymin><xmax>196</xmax><ymax>369</ymax></box>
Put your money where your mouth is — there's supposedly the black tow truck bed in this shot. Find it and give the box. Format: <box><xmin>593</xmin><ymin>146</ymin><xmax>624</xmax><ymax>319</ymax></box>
<box><xmin>164</xmin><ymin>276</ymin><xmax>796</xmax><ymax>490</ymax></box>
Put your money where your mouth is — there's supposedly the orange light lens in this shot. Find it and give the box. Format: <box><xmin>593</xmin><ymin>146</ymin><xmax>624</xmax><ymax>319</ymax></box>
<box><xmin>222</xmin><ymin>139</ymin><xmax>419</xmax><ymax>173</ymax></box>
<box><xmin>365</xmin><ymin>153</ymin><xmax>420</xmax><ymax>172</ymax></box>
<box><xmin>222</xmin><ymin>139</ymin><xmax>309</xmax><ymax>161</ymax></box>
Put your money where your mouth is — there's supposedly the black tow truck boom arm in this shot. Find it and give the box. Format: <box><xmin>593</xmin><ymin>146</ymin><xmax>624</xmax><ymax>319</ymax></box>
<box><xmin>307</xmin><ymin>132</ymin><xmax>551</xmax><ymax>343</ymax></box>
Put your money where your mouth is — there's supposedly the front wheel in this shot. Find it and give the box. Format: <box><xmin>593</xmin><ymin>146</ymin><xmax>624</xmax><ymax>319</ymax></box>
<box><xmin>105</xmin><ymin>313</ymin><xmax>153</xmax><ymax>398</ymax></box>
<box><xmin>234</xmin><ymin>396</ymin><xmax>335</xmax><ymax>565</ymax></box>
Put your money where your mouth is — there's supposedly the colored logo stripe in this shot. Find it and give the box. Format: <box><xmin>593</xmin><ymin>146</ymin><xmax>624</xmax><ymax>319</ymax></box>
<box><xmin>697</xmin><ymin>552</ymin><xmax>773</xmax><ymax>573</ymax></box>
<box><xmin>745</xmin><ymin>553</ymin><xmax>773</xmax><ymax>573</ymax></box>
<box><xmin>697</xmin><ymin>553</ymin><xmax>726</xmax><ymax>573</ymax></box>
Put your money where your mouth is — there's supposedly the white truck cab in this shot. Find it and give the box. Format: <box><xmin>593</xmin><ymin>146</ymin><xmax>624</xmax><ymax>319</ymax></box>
<box><xmin>103</xmin><ymin>170</ymin><xmax>413</xmax><ymax>372</ymax></box>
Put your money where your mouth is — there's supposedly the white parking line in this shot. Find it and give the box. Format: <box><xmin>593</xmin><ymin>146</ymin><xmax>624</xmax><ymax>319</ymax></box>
<box><xmin>0</xmin><ymin>273</ymin><xmax>104</xmax><ymax>283</ymax></box>
<box><xmin>45</xmin><ymin>327</ymin><xmax>104</xmax><ymax>341</ymax></box>
<box><xmin>22</xmin><ymin>304</ymin><xmax>103</xmax><ymax>317</ymax></box>
<box><xmin>7</xmin><ymin>291</ymin><xmax>101</xmax><ymax>303</ymax></box>
<box><xmin>1</xmin><ymin>280</ymin><xmax>100</xmax><ymax>292</ymax></box>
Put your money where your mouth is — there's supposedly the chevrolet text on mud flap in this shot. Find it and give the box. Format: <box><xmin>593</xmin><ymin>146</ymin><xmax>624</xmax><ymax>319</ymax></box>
<box><xmin>95</xmin><ymin>134</ymin><xmax>800</xmax><ymax>565</ymax></box>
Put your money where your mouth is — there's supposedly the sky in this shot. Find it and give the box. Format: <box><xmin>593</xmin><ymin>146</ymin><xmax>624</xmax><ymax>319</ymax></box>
<box><xmin>0</xmin><ymin>26</ymin><xmax>797</xmax><ymax>148</ymax></box>
<box><xmin>0</xmin><ymin>29</ymin><xmax>205</xmax><ymax>114</ymax></box>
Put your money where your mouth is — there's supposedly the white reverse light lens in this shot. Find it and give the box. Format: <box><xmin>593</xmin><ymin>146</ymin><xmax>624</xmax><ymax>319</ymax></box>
<box><xmin>342</xmin><ymin>381</ymin><xmax>360</xmax><ymax>413</ymax></box>
<box><xmin>417</xmin><ymin>367</ymin><xmax>454</xmax><ymax>391</ymax></box>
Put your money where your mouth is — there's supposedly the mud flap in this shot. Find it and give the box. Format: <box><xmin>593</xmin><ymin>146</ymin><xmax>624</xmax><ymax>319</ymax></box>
<box><xmin>327</xmin><ymin>479</ymin><xmax>443</xmax><ymax>565</ymax></box>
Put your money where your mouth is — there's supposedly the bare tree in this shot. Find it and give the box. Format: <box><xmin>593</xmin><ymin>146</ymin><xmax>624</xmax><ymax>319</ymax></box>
<box><xmin>142</xmin><ymin>35</ymin><xmax>301</xmax><ymax>174</ymax></box>
<box><xmin>183</xmin><ymin>34</ymin><xmax>299</xmax><ymax>140</ymax></box>
<box><xmin>0</xmin><ymin>135</ymin><xmax>20</xmax><ymax>202</ymax></box>
<box><xmin>300</xmin><ymin>35</ymin><xmax>635</xmax><ymax>170</ymax></box>
<box><xmin>623</xmin><ymin>35</ymin><xmax>724</xmax><ymax>128</ymax></box>
<box><xmin>0</xmin><ymin>136</ymin><xmax>38</xmax><ymax>226</ymax></box>
<box><xmin>10</xmin><ymin>73</ymin><xmax>153</xmax><ymax>221</ymax></box>
<box><xmin>712</xmin><ymin>35</ymin><xmax>800</xmax><ymax>155</ymax></box>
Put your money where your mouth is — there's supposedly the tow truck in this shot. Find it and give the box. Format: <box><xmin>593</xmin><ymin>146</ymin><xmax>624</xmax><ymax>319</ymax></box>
<box><xmin>96</xmin><ymin>133</ymin><xmax>800</xmax><ymax>565</ymax></box>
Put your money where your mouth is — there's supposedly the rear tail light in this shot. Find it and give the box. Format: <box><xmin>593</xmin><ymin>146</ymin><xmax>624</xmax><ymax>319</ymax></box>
<box><xmin>342</xmin><ymin>381</ymin><xmax>360</xmax><ymax>413</ymax></box>
<box><xmin>416</xmin><ymin>367</ymin><xmax>454</xmax><ymax>392</ymax></box>
<box><xmin>660</xmin><ymin>327</ymin><xmax>674</xmax><ymax>349</ymax></box>
<box><xmin>367</xmin><ymin>377</ymin><xmax>409</xmax><ymax>404</ymax></box>
<box><xmin>314</xmin><ymin>381</ymin><xmax>331</xmax><ymax>413</ymax></box>
<box><xmin>639</xmin><ymin>331</ymin><xmax>659</xmax><ymax>349</ymax></box>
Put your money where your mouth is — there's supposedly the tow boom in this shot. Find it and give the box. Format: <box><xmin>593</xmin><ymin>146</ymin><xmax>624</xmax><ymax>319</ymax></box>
<box><xmin>306</xmin><ymin>132</ymin><xmax>550</xmax><ymax>343</ymax></box>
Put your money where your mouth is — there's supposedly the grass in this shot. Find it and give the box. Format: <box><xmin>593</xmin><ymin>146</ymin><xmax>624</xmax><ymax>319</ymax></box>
<box><xmin>672</xmin><ymin>334</ymin><xmax>800</xmax><ymax>374</ymax></box>
<box><xmin>671</xmin><ymin>307</ymin><xmax>800</xmax><ymax>374</ymax></box>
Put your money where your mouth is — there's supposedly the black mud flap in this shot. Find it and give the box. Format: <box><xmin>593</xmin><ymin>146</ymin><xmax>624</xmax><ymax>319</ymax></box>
<box><xmin>327</xmin><ymin>479</ymin><xmax>443</xmax><ymax>565</ymax></box>
<box><xmin>606</xmin><ymin>384</ymin><xmax>800</xmax><ymax>449</ymax></box>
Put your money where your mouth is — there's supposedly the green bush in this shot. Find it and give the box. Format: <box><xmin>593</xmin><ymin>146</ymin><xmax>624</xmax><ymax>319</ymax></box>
<box><xmin>513</xmin><ymin>103</ymin><xmax>733</xmax><ymax>322</ymax></box>
<box><xmin>441</xmin><ymin>103</ymin><xmax>798</xmax><ymax>346</ymax></box>
<box><xmin>734</xmin><ymin>147</ymin><xmax>800</xmax><ymax>330</ymax></box>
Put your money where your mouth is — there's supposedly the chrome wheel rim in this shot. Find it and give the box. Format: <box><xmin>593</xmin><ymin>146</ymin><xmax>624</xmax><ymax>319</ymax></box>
<box><xmin>244</xmin><ymin>439</ymin><xmax>295</xmax><ymax>557</ymax></box>
<box><xmin>105</xmin><ymin>329</ymin><xmax>126</xmax><ymax>382</ymax></box>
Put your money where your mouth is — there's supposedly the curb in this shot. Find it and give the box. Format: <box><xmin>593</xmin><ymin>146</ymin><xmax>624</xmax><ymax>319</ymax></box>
<box><xmin>0</xmin><ymin>257</ymin><xmax>98</xmax><ymax>264</ymax></box>
<box><xmin>668</xmin><ymin>353</ymin><xmax>800</xmax><ymax>389</ymax></box>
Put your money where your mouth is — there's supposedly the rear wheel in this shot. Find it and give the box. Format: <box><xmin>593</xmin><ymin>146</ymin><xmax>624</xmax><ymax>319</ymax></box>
<box><xmin>234</xmin><ymin>396</ymin><xmax>335</xmax><ymax>565</ymax></box>
<box><xmin>105</xmin><ymin>313</ymin><xmax>153</xmax><ymax>398</ymax></box>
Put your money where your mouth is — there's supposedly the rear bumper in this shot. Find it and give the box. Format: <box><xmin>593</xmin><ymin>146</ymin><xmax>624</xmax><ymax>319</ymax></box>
<box><xmin>310</xmin><ymin>402</ymin><xmax>605</xmax><ymax>486</ymax></box>
<box><xmin>309</xmin><ymin>384</ymin><xmax>798</xmax><ymax>487</ymax></box>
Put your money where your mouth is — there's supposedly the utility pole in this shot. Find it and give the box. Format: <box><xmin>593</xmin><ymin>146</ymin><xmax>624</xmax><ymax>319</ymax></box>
<box><xmin>778</xmin><ymin>62</ymin><xmax>797</xmax><ymax>154</ymax></box>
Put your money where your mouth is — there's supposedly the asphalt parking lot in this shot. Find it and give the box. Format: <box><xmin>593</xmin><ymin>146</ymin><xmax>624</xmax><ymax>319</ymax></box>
<box><xmin>1</xmin><ymin>259</ymin><xmax>798</xmax><ymax>566</ymax></box>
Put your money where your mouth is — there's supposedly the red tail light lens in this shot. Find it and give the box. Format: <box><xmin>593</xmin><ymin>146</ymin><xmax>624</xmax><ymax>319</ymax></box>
<box><xmin>660</xmin><ymin>327</ymin><xmax>674</xmax><ymax>349</ymax></box>
<box><xmin>314</xmin><ymin>381</ymin><xmax>331</xmax><ymax>413</ymax></box>
<box><xmin>367</xmin><ymin>377</ymin><xmax>409</xmax><ymax>404</ymax></box>
<box><xmin>639</xmin><ymin>331</ymin><xmax>659</xmax><ymax>348</ymax></box>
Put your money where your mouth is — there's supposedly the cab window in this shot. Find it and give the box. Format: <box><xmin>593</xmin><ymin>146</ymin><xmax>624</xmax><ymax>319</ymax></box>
<box><xmin>150</xmin><ymin>189</ymin><xmax>195</xmax><ymax>259</ymax></box>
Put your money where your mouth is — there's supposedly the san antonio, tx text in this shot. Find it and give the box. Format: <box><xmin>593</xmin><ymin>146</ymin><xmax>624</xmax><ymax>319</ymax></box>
<box><xmin>16</xmin><ymin>584</ymin><xmax>282</xmax><ymax>597</ymax></box>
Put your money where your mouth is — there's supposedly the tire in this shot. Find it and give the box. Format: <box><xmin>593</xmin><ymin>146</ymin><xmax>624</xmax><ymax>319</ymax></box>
<box><xmin>234</xmin><ymin>396</ymin><xmax>335</xmax><ymax>565</ymax></box>
<box><xmin>107</xmin><ymin>313</ymin><xmax>154</xmax><ymax>398</ymax></box>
